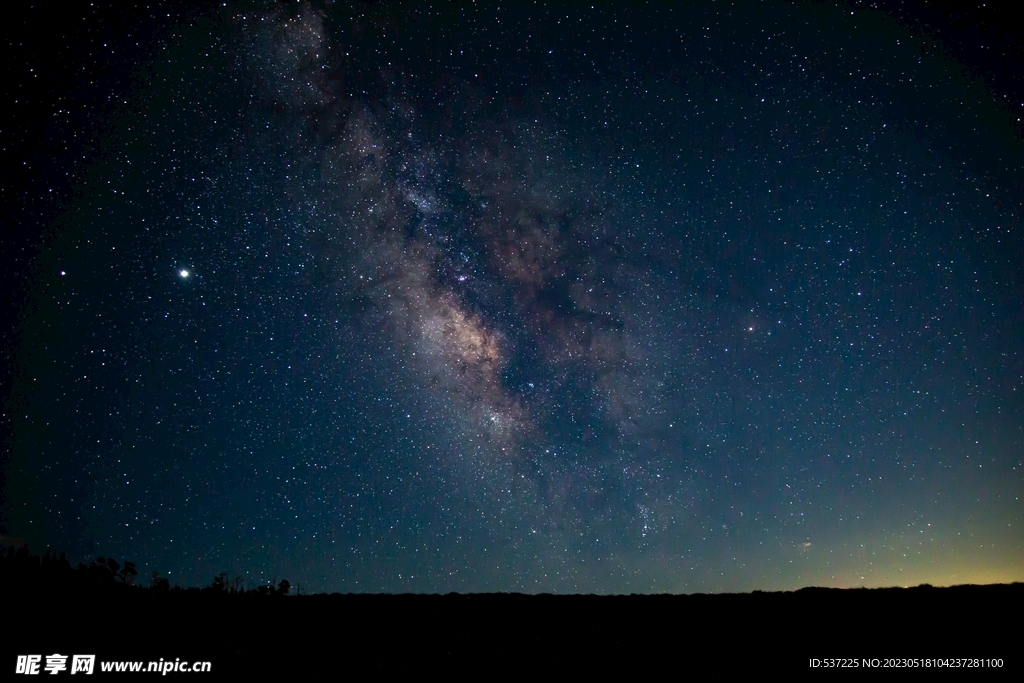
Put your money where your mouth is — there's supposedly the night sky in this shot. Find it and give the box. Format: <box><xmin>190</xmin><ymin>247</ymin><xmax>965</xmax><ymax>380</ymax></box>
<box><xmin>3</xmin><ymin>1</ymin><xmax>1023</xmax><ymax>594</ymax></box>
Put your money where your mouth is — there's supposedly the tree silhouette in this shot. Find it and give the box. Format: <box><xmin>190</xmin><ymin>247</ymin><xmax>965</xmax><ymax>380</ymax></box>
<box><xmin>117</xmin><ymin>561</ymin><xmax>138</xmax><ymax>585</ymax></box>
<box><xmin>85</xmin><ymin>557</ymin><xmax>118</xmax><ymax>585</ymax></box>
<box><xmin>151</xmin><ymin>571</ymin><xmax>170</xmax><ymax>592</ymax></box>
<box><xmin>1</xmin><ymin>545</ymin><xmax>295</xmax><ymax>598</ymax></box>
<box><xmin>211</xmin><ymin>572</ymin><xmax>229</xmax><ymax>592</ymax></box>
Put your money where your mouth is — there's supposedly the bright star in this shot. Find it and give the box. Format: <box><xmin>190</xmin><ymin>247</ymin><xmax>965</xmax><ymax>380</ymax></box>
<box><xmin>179</xmin><ymin>269</ymin><xmax>190</xmax><ymax>278</ymax></box>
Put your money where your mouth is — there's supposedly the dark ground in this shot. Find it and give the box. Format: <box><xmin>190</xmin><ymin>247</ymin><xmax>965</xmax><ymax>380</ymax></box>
<box><xmin>7</xmin><ymin>584</ymin><xmax>1021</xmax><ymax>676</ymax></box>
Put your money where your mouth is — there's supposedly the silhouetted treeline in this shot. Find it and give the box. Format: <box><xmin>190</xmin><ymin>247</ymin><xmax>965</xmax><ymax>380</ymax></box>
<box><xmin>0</xmin><ymin>545</ymin><xmax>291</xmax><ymax>596</ymax></box>
<box><xmin>4</xmin><ymin>543</ymin><xmax>1021</xmax><ymax>675</ymax></box>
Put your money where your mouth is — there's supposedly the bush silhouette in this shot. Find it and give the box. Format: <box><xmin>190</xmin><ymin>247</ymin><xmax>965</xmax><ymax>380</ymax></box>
<box><xmin>151</xmin><ymin>571</ymin><xmax>170</xmax><ymax>592</ymax></box>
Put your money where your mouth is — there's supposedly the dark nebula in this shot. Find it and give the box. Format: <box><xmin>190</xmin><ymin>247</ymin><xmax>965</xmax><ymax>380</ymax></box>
<box><xmin>2</xmin><ymin>1</ymin><xmax>1022</xmax><ymax>593</ymax></box>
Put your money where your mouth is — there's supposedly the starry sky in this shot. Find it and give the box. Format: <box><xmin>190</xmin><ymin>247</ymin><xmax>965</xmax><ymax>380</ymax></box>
<box><xmin>2</xmin><ymin>1</ymin><xmax>1023</xmax><ymax>594</ymax></box>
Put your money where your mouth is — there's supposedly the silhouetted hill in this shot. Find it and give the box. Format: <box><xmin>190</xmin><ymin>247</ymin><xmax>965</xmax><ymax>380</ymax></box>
<box><xmin>4</xmin><ymin>547</ymin><xmax>1019</xmax><ymax>675</ymax></box>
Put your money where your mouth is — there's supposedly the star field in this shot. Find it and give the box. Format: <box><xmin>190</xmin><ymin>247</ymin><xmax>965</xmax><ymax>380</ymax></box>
<box><xmin>2</xmin><ymin>1</ymin><xmax>1023</xmax><ymax>593</ymax></box>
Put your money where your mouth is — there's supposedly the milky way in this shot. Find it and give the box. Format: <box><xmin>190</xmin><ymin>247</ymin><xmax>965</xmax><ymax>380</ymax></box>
<box><xmin>3</xmin><ymin>2</ymin><xmax>1023</xmax><ymax>593</ymax></box>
